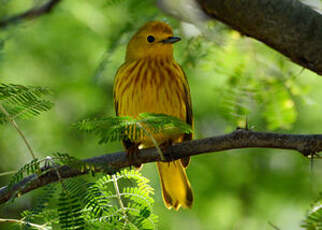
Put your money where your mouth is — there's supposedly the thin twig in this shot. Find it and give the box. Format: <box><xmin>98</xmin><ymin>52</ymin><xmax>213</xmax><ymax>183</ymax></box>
<box><xmin>45</xmin><ymin>156</ymin><xmax>67</xmax><ymax>191</ymax></box>
<box><xmin>112</xmin><ymin>175</ymin><xmax>129</xmax><ymax>228</ymax></box>
<box><xmin>136</xmin><ymin>122</ymin><xmax>166</xmax><ymax>161</ymax></box>
<box><xmin>268</xmin><ymin>221</ymin><xmax>281</xmax><ymax>230</ymax></box>
<box><xmin>0</xmin><ymin>104</ymin><xmax>36</xmax><ymax>159</ymax></box>
<box><xmin>0</xmin><ymin>170</ymin><xmax>17</xmax><ymax>177</ymax></box>
<box><xmin>0</xmin><ymin>218</ymin><xmax>50</xmax><ymax>230</ymax></box>
<box><xmin>0</xmin><ymin>0</ymin><xmax>62</xmax><ymax>29</ymax></box>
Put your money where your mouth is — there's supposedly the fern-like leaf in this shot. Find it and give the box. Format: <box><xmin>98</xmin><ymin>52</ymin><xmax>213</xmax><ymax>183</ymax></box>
<box><xmin>8</xmin><ymin>158</ymin><xmax>41</xmax><ymax>189</ymax></box>
<box><xmin>52</xmin><ymin>152</ymin><xmax>107</xmax><ymax>175</ymax></box>
<box><xmin>302</xmin><ymin>193</ymin><xmax>322</xmax><ymax>230</ymax></box>
<box><xmin>84</xmin><ymin>169</ymin><xmax>158</xmax><ymax>230</ymax></box>
<box><xmin>58</xmin><ymin>187</ymin><xmax>85</xmax><ymax>230</ymax></box>
<box><xmin>75</xmin><ymin>113</ymin><xmax>192</xmax><ymax>144</ymax></box>
<box><xmin>7</xmin><ymin>160</ymin><xmax>157</xmax><ymax>229</ymax></box>
<box><xmin>21</xmin><ymin>183</ymin><xmax>57</xmax><ymax>228</ymax></box>
<box><xmin>0</xmin><ymin>83</ymin><xmax>53</xmax><ymax>124</ymax></box>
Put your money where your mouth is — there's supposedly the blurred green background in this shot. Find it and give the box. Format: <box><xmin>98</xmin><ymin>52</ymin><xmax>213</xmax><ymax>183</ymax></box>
<box><xmin>0</xmin><ymin>0</ymin><xmax>321</xmax><ymax>229</ymax></box>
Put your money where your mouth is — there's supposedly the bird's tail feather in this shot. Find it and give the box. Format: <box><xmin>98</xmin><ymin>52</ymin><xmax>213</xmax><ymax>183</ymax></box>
<box><xmin>157</xmin><ymin>160</ymin><xmax>193</xmax><ymax>210</ymax></box>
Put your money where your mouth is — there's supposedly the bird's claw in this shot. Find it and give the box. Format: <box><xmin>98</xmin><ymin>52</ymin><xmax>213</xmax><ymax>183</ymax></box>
<box><xmin>126</xmin><ymin>143</ymin><xmax>142</xmax><ymax>169</ymax></box>
<box><xmin>159</xmin><ymin>140</ymin><xmax>174</xmax><ymax>162</ymax></box>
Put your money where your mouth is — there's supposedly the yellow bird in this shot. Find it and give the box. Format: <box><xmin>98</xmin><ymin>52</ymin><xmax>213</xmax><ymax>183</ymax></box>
<box><xmin>113</xmin><ymin>21</ymin><xmax>193</xmax><ymax>210</ymax></box>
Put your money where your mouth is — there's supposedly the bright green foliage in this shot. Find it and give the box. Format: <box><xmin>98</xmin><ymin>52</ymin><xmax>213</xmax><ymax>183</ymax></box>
<box><xmin>21</xmin><ymin>170</ymin><xmax>156</xmax><ymax>230</ymax></box>
<box><xmin>52</xmin><ymin>152</ymin><xmax>102</xmax><ymax>175</ymax></box>
<box><xmin>53</xmin><ymin>152</ymin><xmax>85</xmax><ymax>168</ymax></box>
<box><xmin>75</xmin><ymin>113</ymin><xmax>192</xmax><ymax>144</ymax></box>
<box><xmin>7</xmin><ymin>153</ymin><xmax>157</xmax><ymax>229</ymax></box>
<box><xmin>7</xmin><ymin>153</ymin><xmax>96</xmax><ymax>203</ymax></box>
<box><xmin>8</xmin><ymin>158</ymin><xmax>41</xmax><ymax>190</ymax></box>
<box><xmin>58</xmin><ymin>188</ymin><xmax>85</xmax><ymax>230</ymax></box>
<box><xmin>0</xmin><ymin>83</ymin><xmax>53</xmax><ymax>124</ymax></box>
<box><xmin>84</xmin><ymin>170</ymin><xmax>157</xmax><ymax>229</ymax></box>
<box><xmin>302</xmin><ymin>193</ymin><xmax>322</xmax><ymax>230</ymax></box>
<box><xmin>21</xmin><ymin>183</ymin><xmax>58</xmax><ymax>227</ymax></box>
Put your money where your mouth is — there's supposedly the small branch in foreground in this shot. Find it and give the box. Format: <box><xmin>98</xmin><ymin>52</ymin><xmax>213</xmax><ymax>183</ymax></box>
<box><xmin>0</xmin><ymin>218</ymin><xmax>49</xmax><ymax>230</ymax></box>
<box><xmin>0</xmin><ymin>129</ymin><xmax>321</xmax><ymax>205</ymax></box>
<box><xmin>268</xmin><ymin>221</ymin><xmax>281</xmax><ymax>230</ymax></box>
<box><xmin>0</xmin><ymin>0</ymin><xmax>62</xmax><ymax>29</ymax></box>
<box><xmin>0</xmin><ymin>104</ymin><xmax>36</xmax><ymax>160</ymax></box>
<box><xmin>112</xmin><ymin>174</ymin><xmax>129</xmax><ymax>226</ymax></box>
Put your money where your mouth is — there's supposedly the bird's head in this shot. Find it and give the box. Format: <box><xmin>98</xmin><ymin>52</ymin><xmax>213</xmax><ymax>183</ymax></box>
<box><xmin>126</xmin><ymin>21</ymin><xmax>180</xmax><ymax>62</ymax></box>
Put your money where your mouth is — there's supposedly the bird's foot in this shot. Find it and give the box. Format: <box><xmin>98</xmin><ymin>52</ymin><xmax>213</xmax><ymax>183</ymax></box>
<box><xmin>159</xmin><ymin>139</ymin><xmax>174</xmax><ymax>163</ymax></box>
<box><xmin>126</xmin><ymin>143</ymin><xmax>142</xmax><ymax>170</ymax></box>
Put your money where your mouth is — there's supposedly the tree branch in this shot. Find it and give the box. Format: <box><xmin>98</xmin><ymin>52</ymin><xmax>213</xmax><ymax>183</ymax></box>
<box><xmin>196</xmin><ymin>0</ymin><xmax>322</xmax><ymax>75</ymax></box>
<box><xmin>0</xmin><ymin>129</ymin><xmax>321</xmax><ymax>205</ymax></box>
<box><xmin>0</xmin><ymin>0</ymin><xmax>62</xmax><ymax>29</ymax></box>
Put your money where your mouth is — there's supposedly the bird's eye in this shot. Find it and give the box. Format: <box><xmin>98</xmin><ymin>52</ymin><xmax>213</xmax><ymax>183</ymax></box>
<box><xmin>147</xmin><ymin>35</ymin><xmax>155</xmax><ymax>43</ymax></box>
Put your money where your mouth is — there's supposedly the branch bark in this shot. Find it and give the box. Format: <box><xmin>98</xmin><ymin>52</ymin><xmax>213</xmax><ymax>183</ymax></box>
<box><xmin>2</xmin><ymin>0</ymin><xmax>322</xmax><ymax>75</ymax></box>
<box><xmin>0</xmin><ymin>0</ymin><xmax>61</xmax><ymax>29</ymax></box>
<box><xmin>196</xmin><ymin>0</ymin><xmax>322</xmax><ymax>75</ymax></box>
<box><xmin>0</xmin><ymin>129</ymin><xmax>321</xmax><ymax>205</ymax></box>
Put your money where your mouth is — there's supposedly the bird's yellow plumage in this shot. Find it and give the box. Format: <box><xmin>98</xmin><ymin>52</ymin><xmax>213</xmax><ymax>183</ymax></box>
<box><xmin>113</xmin><ymin>21</ymin><xmax>193</xmax><ymax>210</ymax></box>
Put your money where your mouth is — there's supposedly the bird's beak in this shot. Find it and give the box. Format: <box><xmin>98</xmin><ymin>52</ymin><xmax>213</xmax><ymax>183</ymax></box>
<box><xmin>160</xmin><ymin>36</ymin><xmax>181</xmax><ymax>44</ymax></box>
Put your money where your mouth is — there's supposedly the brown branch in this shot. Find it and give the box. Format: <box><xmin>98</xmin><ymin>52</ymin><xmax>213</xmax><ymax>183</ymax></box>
<box><xmin>0</xmin><ymin>0</ymin><xmax>62</xmax><ymax>29</ymax></box>
<box><xmin>195</xmin><ymin>0</ymin><xmax>322</xmax><ymax>75</ymax></box>
<box><xmin>0</xmin><ymin>129</ymin><xmax>321</xmax><ymax>205</ymax></box>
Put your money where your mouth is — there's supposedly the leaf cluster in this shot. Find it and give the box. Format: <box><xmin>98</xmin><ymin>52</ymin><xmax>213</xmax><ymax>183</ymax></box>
<box><xmin>7</xmin><ymin>153</ymin><xmax>158</xmax><ymax>230</ymax></box>
<box><xmin>8</xmin><ymin>158</ymin><xmax>41</xmax><ymax>190</ymax></box>
<box><xmin>84</xmin><ymin>170</ymin><xmax>157</xmax><ymax>229</ymax></box>
<box><xmin>0</xmin><ymin>83</ymin><xmax>53</xmax><ymax>124</ymax></box>
<box><xmin>302</xmin><ymin>193</ymin><xmax>322</xmax><ymax>230</ymax></box>
<box><xmin>6</xmin><ymin>152</ymin><xmax>98</xmax><ymax>204</ymax></box>
<box><xmin>75</xmin><ymin>112</ymin><xmax>192</xmax><ymax>144</ymax></box>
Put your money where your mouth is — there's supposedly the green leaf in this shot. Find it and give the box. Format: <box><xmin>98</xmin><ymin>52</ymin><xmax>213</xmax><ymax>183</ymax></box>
<box><xmin>0</xmin><ymin>83</ymin><xmax>54</xmax><ymax>124</ymax></box>
<box><xmin>75</xmin><ymin>113</ymin><xmax>192</xmax><ymax>144</ymax></box>
<box><xmin>302</xmin><ymin>193</ymin><xmax>322</xmax><ymax>230</ymax></box>
<box><xmin>83</xmin><ymin>169</ymin><xmax>158</xmax><ymax>230</ymax></box>
<box><xmin>58</xmin><ymin>187</ymin><xmax>85</xmax><ymax>230</ymax></box>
